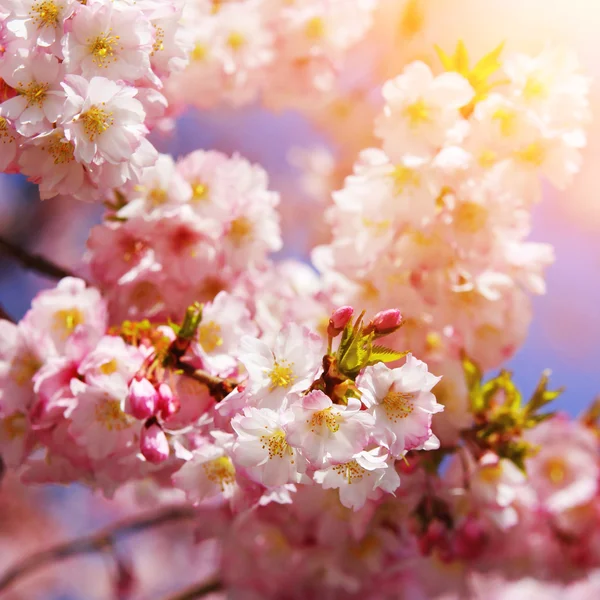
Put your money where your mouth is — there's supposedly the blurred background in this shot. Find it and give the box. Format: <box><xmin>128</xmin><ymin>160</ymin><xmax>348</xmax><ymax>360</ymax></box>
<box><xmin>1</xmin><ymin>0</ymin><xmax>599</xmax><ymax>597</ymax></box>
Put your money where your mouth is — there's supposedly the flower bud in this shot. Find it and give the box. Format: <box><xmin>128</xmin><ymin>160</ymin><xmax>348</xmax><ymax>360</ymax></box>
<box><xmin>140</xmin><ymin>423</ymin><xmax>170</xmax><ymax>464</ymax></box>
<box><xmin>370</xmin><ymin>309</ymin><xmax>402</xmax><ymax>335</ymax></box>
<box><xmin>327</xmin><ymin>306</ymin><xmax>354</xmax><ymax>337</ymax></box>
<box><xmin>157</xmin><ymin>383</ymin><xmax>180</xmax><ymax>419</ymax></box>
<box><xmin>126</xmin><ymin>378</ymin><xmax>158</xmax><ymax>420</ymax></box>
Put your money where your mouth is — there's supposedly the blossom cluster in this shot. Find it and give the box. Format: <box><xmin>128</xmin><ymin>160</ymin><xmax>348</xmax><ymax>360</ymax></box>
<box><xmin>0</xmin><ymin>279</ymin><xmax>443</xmax><ymax>512</ymax></box>
<box><xmin>314</xmin><ymin>44</ymin><xmax>590</xmax><ymax>444</ymax></box>
<box><xmin>0</xmin><ymin>0</ymin><xmax>190</xmax><ymax>201</ymax></box>
<box><xmin>167</xmin><ymin>0</ymin><xmax>380</xmax><ymax>110</ymax></box>
<box><xmin>88</xmin><ymin>149</ymin><xmax>283</xmax><ymax>323</ymax></box>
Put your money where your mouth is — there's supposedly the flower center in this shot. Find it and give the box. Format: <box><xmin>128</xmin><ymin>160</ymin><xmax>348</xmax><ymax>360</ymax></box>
<box><xmin>309</xmin><ymin>408</ymin><xmax>340</xmax><ymax>434</ymax></box>
<box><xmin>333</xmin><ymin>460</ymin><xmax>367</xmax><ymax>484</ymax></box>
<box><xmin>11</xmin><ymin>351</ymin><xmax>42</xmax><ymax>386</ymax></box>
<box><xmin>80</xmin><ymin>105</ymin><xmax>114</xmax><ymax>141</ymax></box>
<box><xmin>382</xmin><ymin>390</ymin><xmax>415</xmax><ymax>422</ymax></box>
<box><xmin>3</xmin><ymin>413</ymin><xmax>27</xmax><ymax>440</ymax></box>
<box><xmin>260</xmin><ymin>430</ymin><xmax>292</xmax><ymax>460</ymax></box>
<box><xmin>227</xmin><ymin>31</ymin><xmax>245</xmax><ymax>50</ymax></box>
<box><xmin>228</xmin><ymin>217</ymin><xmax>253</xmax><ymax>245</ymax></box>
<box><xmin>198</xmin><ymin>321</ymin><xmax>223</xmax><ymax>353</ymax></box>
<box><xmin>148</xmin><ymin>188</ymin><xmax>168</xmax><ymax>207</ymax></box>
<box><xmin>392</xmin><ymin>165</ymin><xmax>420</xmax><ymax>193</ymax></box>
<box><xmin>152</xmin><ymin>25</ymin><xmax>165</xmax><ymax>55</ymax></box>
<box><xmin>191</xmin><ymin>182</ymin><xmax>209</xmax><ymax>202</ymax></box>
<box><xmin>95</xmin><ymin>398</ymin><xmax>131</xmax><ymax>431</ymax></box>
<box><xmin>404</xmin><ymin>98</ymin><xmax>430</xmax><ymax>127</ymax></box>
<box><xmin>52</xmin><ymin>308</ymin><xmax>85</xmax><ymax>339</ymax></box>
<box><xmin>305</xmin><ymin>16</ymin><xmax>325</xmax><ymax>39</ymax></box>
<box><xmin>89</xmin><ymin>32</ymin><xmax>120</xmax><ymax>68</ymax></box>
<box><xmin>202</xmin><ymin>456</ymin><xmax>236</xmax><ymax>489</ymax></box>
<box><xmin>479</xmin><ymin>464</ymin><xmax>503</xmax><ymax>483</ymax></box>
<box><xmin>191</xmin><ymin>43</ymin><xmax>207</xmax><ymax>62</ymax></box>
<box><xmin>45</xmin><ymin>133</ymin><xmax>74</xmax><ymax>165</ymax></box>
<box><xmin>99</xmin><ymin>359</ymin><xmax>118</xmax><ymax>375</ymax></box>
<box><xmin>268</xmin><ymin>360</ymin><xmax>295</xmax><ymax>390</ymax></box>
<box><xmin>492</xmin><ymin>107</ymin><xmax>517</xmax><ymax>137</ymax></box>
<box><xmin>545</xmin><ymin>458</ymin><xmax>567</xmax><ymax>485</ymax></box>
<box><xmin>523</xmin><ymin>75</ymin><xmax>547</xmax><ymax>100</ymax></box>
<box><xmin>30</xmin><ymin>1</ymin><xmax>60</xmax><ymax>28</ymax></box>
<box><xmin>454</xmin><ymin>201</ymin><xmax>488</xmax><ymax>233</ymax></box>
<box><xmin>18</xmin><ymin>81</ymin><xmax>48</xmax><ymax>108</ymax></box>
<box><xmin>515</xmin><ymin>142</ymin><xmax>546</xmax><ymax>166</ymax></box>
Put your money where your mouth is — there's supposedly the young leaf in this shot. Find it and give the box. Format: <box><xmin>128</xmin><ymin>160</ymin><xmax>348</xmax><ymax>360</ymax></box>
<box><xmin>367</xmin><ymin>345</ymin><xmax>408</xmax><ymax>366</ymax></box>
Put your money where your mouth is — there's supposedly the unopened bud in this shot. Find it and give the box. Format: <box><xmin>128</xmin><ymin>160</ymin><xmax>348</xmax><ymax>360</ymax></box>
<box><xmin>157</xmin><ymin>383</ymin><xmax>180</xmax><ymax>419</ymax></box>
<box><xmin>327</xmin><ymin>306</ymin><xmax>354</xmax><ymax>337</ymax></box>
<box><xmin>140</xmin><ymin>423</ymin><xmax>170</xmax><ymax>463</ymax></box>
<box><xmin>126</xmin><ymin>378</ymin><xmax>158</xmax><ymax>420</ymax></box>
<box><xmin>369</xmin><ymin>309</ymin><xmax>402</xmax><ymax>335</ymax></box>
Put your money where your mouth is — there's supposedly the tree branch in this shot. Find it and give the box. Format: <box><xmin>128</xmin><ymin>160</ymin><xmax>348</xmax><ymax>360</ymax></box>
<box><xmin>176</xmin><ymin>361</ymin><xmax>238</xmax><ymax>402</ymax></box>
<box><xmin>0</xmin><ymin>505</ymin><xmax>197</xmax><ymax>595</ymax></box>
<box><xmin>161</xmin><ymin>577</ymin><xmax>223</xmax><ymax>600</ymax></box>
<box><xmin>0</xmin><ymin>236</ymin><xmax>84</xmax><ymax>282</ymax></box>
<box><xmin>0</xmin><ymin>303</ymin><xmax>15</xmax><ymax>323</ymax></box>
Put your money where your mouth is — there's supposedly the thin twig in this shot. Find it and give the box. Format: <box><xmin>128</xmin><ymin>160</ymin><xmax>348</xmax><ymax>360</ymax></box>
<box><xmin>161</xmin><ymin>577</ymin><xmax>223</xmax><ymax>600</ymax></box>
<box><xmin>0</xmin><ymin>303</ymin><xmax>15</xmax><ymax>323</ymax></box>
<box><xmin>176</xmin><ymin>361</ymin><xmax>238</xmax><ymax>402</ymax></box>
<box><xmin>0</xmin><ymin>236</ymin><xmax>84</xmax><ymax>282</ymax></box>
<box><xmin>0</xmin><ymin>505</ymin><xmax>196</xmax><ymax>595</ymax></box>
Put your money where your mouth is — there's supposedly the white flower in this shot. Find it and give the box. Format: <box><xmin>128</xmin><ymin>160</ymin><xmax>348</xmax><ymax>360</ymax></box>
<box><xmin>60</xmin><ymin>75</ymin><xmax>148</xmax><ymax>165</ymax></box>
<box><xmin>4</xmin><ymin>0</ymin><xmax>77</xmax><ymax>52</ymax></box>
<box><xmin>313</xmin><ymin>446</ymin><xmax>400</xmax><ymax>511</ymax></box>
<box><xmin>64</xmin><ymin>1</ymin><xmax>154</xmax><ymax>81</ymax></box>
<box><xmin>0</xmin><ymin>49</ymin><xmax>65</xmax><ymax>136</ymax></box>
<box><xmin>173</xmin><ymin>433</ymin><xmax>237</xmax><ymax>503</ymax></box>
<box><xmin>375</xmin><ymin>61</ymin><xmax>474</xmax><ymax>160</ymax></box>
<box><xmin>231</xmin><ymin>407</ymin><xmax>306</xmax><ymax>488</ymax></box>
<box><xmin>286</xmin><ymin>390</ymin><xmax>373</xmax><ymax>465</ymax></box>
<box><xmin>357</xmin><ymin>354</ymin><xmax>443</xmax><ymax>457</ymax></box>
<box><xmin>238</xmin><ymin>323</ymin><xmax>323</xmax><ymax>409</ymax></box>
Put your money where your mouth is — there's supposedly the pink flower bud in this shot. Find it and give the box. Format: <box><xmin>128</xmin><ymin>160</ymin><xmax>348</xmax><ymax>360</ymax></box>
<box><xmin>327</xmin><ymin>306</ymin><xmax>354</xmax><ymax>337</ymax></box>
<box><xmin>140</xmin><ymin>423</ymin><xmax>170</xmax><ymax>463</ymax></box>
<box><xmin>157</xmin><ymin>383</ymin><xmax>180</xmax><ymax>419</ymax></box>
<box><xmin>126</xmin><ymin>378</ymin><xmax>158</xmax><ymax>420</ymax></box>
<box><xmin>370</xmin><ymin>309</ymin><xmax>402</xmax><ymax>335</ymax></box>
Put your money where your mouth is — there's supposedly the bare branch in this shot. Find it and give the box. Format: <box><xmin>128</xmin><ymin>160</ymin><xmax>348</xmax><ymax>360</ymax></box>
<box><xmin>0</xmin><ymin>303</ymin><xmax>15</xmax><ymax>323</ymax></box>
<box><xmin>176</xmin><ymin>361</ymin><xmax>238</xmax><ymax>402</ymax></box>
<box><xmin>0</xmin><ymin>505</ymin><xmax>197</xmax><ymax>595</ymax></box>
<box><xmin>160</xmin><ymin>577</ymin><xmax>223</xmax><ymax>600</ymax></box>
<box><xmin>0</xmin><ymin>236</ymin><xmax>85</xmax><ymax>283</ymax></box>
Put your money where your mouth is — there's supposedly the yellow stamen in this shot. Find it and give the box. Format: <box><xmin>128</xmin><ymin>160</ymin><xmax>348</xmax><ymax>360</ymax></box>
<box><xmin>52</xmin><ymin>308</ymin><xmax>85</xmax><ymax>339</ymax></box>
<box><xmin>198</xmin><ymin>321</ymin><xmax>223</xmax><ymax>353</ymax></box>
<box><xmin>308</xmin><ymin>408</ymin><xmax>340</xmax><ymax>434</ymax></box>
<box><xmin>202</xmin><ymin>456</ymin><xmax>236</xmax><ymax>489</ymax></box>
<box><xmin>260</xmin><ymin>430</ymin><xmax>292</xmax><ymax>460</ymax></box>
<box><xmin>268</xmin><ymin>360</ymin><xmax>295</xmax><ymax>390</ymax></box>
<box><xmin>79</xmin><ymin>105</ymin><xmax>113</xmax><ymax>141</ymax></box>
<box><xmin>382</xmin><ymin>390</ymin><xmax>415</xmax><ymax>422</ymax></box>
<box><xmin>404</xmin><ymin>98</ymin><xmax>430</xmax><ymax>127</ymax></box>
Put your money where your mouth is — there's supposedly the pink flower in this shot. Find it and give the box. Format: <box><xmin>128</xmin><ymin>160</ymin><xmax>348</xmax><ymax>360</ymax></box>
<box><xmin>60</xmin><ymin>75</ymin><xmax>148</xmax><ymax>165</ymax></box>
<box><xmin>0</xmin><ymin>49</ymin><xmax>65</xmax><ymax>136</ymax></box>
<box><xmin>238</xmin><ymin>323</ymin><xmax>323</xmax><ymax>409</ymax></box>
<box><xmin>313</xmin><ymin>446</ymin><xmax>400</xmax><ymax>511</ymax></box>
<box><xmin>140</xmin><ymin>422</ymin><xmax>169</xmax><ymax>464</ymax></box>
<box><xmin>126</xmin><ymin>378</ymin><xmax>158</xmax><ymax>420</ymax></box>
<box><xmin>375</xmin><ymin>61</ymin><xmax>474</xmax><ymax>160</ymax></box>
<box><xmin>327</xmin><ymin>305</ymin><xmax>354</xmax><ymax>336</ymax></box>
<box><xmin>357</xmin><ymin>354</ymin><xmax>443</xmax><ymax>457</ymax></box>
<box><xmin>286</xmin><ymin>390</ymin><xmax>373</xmax><ymax>465</ymax></box>
<box><xmin>64</xmin><ymin>1</ymin><xmax>154</xmax><ymax>81</ymax></box>
<box><xmin>173</xmin><ymin>433</ymin><xmax>237</xmax><ymax>503</ymax></box>
<box><xmin>231</xmin><ymin>407</ymin><xmax>307</xmax><ymax>488</ymax></box>
<box><xmin>22</xmin><ymin>278</ymin><xmax>107</xmax><ymax>356</ymax></box>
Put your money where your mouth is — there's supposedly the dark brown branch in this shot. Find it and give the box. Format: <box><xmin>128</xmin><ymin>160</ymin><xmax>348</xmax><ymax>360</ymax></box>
<box><xmin>0</xmin><ymin>236</ymin><xmax>84</xmax><ymax>282</ymax></box>
<box><xmin>0</xmin><ymin>303</ymin><xmax>15</xmax><ymax>323</ymax></box>
<box><xmin>176</xmin><ymin>361</ymin><xmax>238</xmax><ymax>402</ymax></box>
<box><xmin>161</xmin><ymin>577</ymin><xmax>223</xmax><ymax>600</ymax></box>
<box><xmin>0</xmin><ymin>505</ymin><xmax>196</xmax><ymax>595</ymax></box>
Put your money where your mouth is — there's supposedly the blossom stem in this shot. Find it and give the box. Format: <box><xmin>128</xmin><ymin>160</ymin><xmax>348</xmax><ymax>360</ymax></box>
<box><xmin>161</xmin><ymin>577</ymin><xmax>223</xmax><ymax>600</ymax></box>
<box><xmin>0</xmin><ymin>505</ymin><xmax>197</xmax><ymax>595</ymax></box>
<box><xmin>0</xmin><ymin>236</ymin><xmax>84</xmax><ymax>282</ymax></box>
<box><xmin>176</xmin><ymin>361</ymin><xmax>238</xmax><ymax>402</ymax></box>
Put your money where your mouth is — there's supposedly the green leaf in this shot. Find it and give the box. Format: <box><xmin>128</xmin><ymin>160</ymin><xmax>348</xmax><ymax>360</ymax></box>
<box><xmin>526</xmin><ymin>370</ymin><xmax>563</xmax><ymax>416</ymax></box>
<box><xmin>367</xmin><ymin>345</ymin><xmax>408</xmax><ymax>365</ymax></box>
